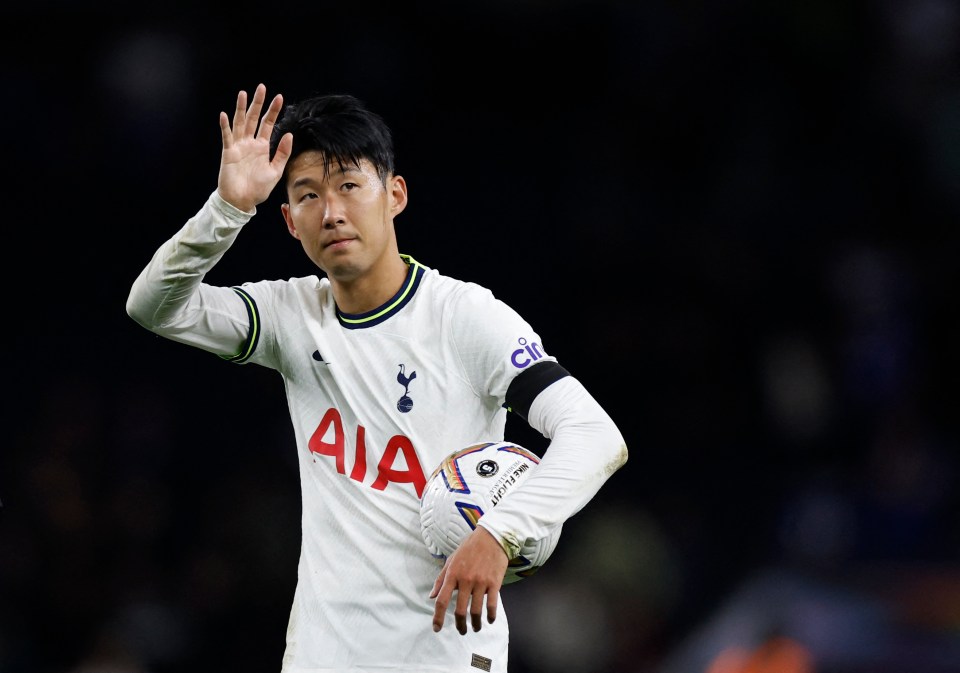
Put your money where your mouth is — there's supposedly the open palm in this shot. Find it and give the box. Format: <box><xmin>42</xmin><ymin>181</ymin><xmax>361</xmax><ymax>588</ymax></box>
<box><xmin>217</xmin><ymin>83</ymin><xmax>292</xmax><ymax>213</ymax></box>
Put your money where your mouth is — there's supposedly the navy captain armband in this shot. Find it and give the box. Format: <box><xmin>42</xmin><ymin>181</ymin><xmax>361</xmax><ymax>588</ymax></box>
<box><xmin>504</xmin><ymin>361</ymin><xmax>570</xmax><ymax>420</ymax></box>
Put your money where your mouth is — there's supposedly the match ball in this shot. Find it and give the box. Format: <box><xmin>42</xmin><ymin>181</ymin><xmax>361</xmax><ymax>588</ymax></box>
<box><xmin>419</xmin><ymin>441</ymin><xmax>562</xmax><ymax>584</ymax></box>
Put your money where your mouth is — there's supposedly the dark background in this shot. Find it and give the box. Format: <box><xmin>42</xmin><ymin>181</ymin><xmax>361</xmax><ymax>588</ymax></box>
<box><xmin>3</xmin><ymin>3</ymin><xmax>960</xmax><ymax>672</ymax></box>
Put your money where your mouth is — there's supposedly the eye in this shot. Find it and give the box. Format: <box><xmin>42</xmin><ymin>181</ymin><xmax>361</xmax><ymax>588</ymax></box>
<box><xmin>341</xmin><ymin>182</ymin><xmax>358</xmax><ymax>192</ymax></box>
<box><xmin>298</xmin><ymin>192</ymin><xmax>318</xmax><ymax>202</ymax></box>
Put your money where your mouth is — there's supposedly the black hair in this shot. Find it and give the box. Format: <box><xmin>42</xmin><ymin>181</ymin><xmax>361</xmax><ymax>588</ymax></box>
<box><xmin>269</xmin><ymin>93</ymin><xmax>395</xmax><ymax>185</ymax></box>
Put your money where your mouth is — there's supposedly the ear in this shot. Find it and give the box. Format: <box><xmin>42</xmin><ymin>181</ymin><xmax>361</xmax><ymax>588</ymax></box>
<box><xmin>280</xmin><ymin>203</ymin><xmax>301</xmax><ymax>240</ymax></box>
<box><xmin>388</xmin><ymin>175</ymin><xmax>408</xmax><ymax>217</ymax></box>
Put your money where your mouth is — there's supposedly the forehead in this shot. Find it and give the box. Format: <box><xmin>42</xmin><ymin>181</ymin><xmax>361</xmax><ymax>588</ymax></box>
<box><xmin>286</xmin><ymin>150</ymin><xmax>375</xmax><ymax>182</ymax></box>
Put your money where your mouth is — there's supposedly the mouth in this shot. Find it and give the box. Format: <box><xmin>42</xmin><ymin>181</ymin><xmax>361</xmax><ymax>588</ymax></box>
<box><xmin>324</xmin><ymin>237</ymin><xmax>355</xmax><ymax>250</ymax></box>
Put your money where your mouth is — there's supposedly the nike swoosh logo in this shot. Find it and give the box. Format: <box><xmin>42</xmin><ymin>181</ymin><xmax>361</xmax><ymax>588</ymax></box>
<box><xmin>312</xmin><ymin>350</ymin><xmax>330</xmax><ymax>364</ymax></box>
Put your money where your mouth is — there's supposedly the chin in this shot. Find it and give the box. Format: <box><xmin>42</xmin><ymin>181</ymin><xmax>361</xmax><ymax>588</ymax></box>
<box><xmin>325</xmin><ymin>259</ymin><xmax>365</xmax><ymax>283</ymax></box>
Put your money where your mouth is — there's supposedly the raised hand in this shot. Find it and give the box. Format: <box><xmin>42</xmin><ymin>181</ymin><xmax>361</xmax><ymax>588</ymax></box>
<box><xmin>217</xmin><ymin>83</ymin><xmax>293</xmax><ymax>213</ymax></box>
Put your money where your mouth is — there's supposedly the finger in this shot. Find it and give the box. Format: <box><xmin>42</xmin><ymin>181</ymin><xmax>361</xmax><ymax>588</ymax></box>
<box><xmin>486</xmin><ymin>590</ymin><xmax>498</xmax><ymax>625</ymax></box>
<box><xmin>219</xmin><ymin>111</ymin><xmax>232</xmax><ymax>148</ymax></box>
<box><xmin>471</xmin><ymin>587</ymin><xmax>485</xmax><ymax>632</ymax></box>
<box><xmin>256</xmin><ymin>93</ymin><xmax>284</xmax><ymax>141</ymax></box>
<box><xmin>429</xmin><ymin>564</ymin><xmax>447</xmax><ymax>600</ymax></box>
<box><xmin>432</xmin><ymin>562</ymin><xmax>453</xmax><ymax>632</ymax></box>
<box><xmin>454</xmin><ymin>586</ymin><xmax>470</xmax><ymax>635</ymax></box>
<box><xmin>244</xmin><ymin>83</ymin><xmax>267</xmax><ymax>137</ymax></box>
<box><xmin>232</xmin><ymin>89</ymin><xmax>248</xmax><ymax>136</ymax></box>
<box><xmin>432</xmin><ymin>582</ymin><xmax>451</xmax><ymax>633</ymax></box>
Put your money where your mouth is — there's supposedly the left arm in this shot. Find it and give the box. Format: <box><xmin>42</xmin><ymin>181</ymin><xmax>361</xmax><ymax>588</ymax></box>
<box><xmin>430</xmin><ymin>367</ymin><xmax>627</xmax><ymax>634</ymax></box>
<box><xmin>477</xmin><ymin>373</ymin><xmax>628</xmax><ymax>556</ymax></box>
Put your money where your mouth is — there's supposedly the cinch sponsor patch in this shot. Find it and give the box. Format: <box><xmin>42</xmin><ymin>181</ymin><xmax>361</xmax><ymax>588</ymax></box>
<box><xmin>471</xmin><ymin>653</ymin><xmax>492</xmax><ymax>671</ymax></box>
<box><xmin>509</xmin><ymin>337</ymin><xmax>546</xmax><ymax>369</ymax></box>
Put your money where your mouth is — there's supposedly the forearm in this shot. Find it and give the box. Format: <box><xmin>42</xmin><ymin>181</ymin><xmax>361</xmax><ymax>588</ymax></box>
<box><xmin>478</xmin><ymin>376</ymin><xmax>628</xmax><ymax>558</ymax></box>
<box><xmin>126</xmin><ymin>191</ymin><xmax>254</xmax><ymax>353</ymax></box>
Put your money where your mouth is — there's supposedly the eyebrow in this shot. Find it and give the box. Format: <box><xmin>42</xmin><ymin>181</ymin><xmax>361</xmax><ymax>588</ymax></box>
<box><xmin>291</xmin><ymin>164</ymin><xmax>361</xmax><ymax>190</ymax></box>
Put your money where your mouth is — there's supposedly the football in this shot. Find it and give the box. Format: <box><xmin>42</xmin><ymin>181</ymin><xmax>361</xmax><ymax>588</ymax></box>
<box><xmin>419</xmin><ymin>441</ymin><xmax>562</xmax><ymax>584</ymax></box>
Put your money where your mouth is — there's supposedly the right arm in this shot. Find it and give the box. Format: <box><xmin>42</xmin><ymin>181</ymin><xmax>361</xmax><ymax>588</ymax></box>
<box><xmin>125</xmin><ymin>84</ymin><xmax>292</xmax><ymax>355</ymax></box>
<box><xmin>125</xmin><ymin>192</ymin><xmax>258</xmax><ymax>355</ymax></box>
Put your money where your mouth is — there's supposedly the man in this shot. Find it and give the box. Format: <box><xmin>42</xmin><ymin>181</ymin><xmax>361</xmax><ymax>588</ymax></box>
<box><xmin>126</xmin><ymin>83</ymin><xmax>627</xmax><ymax>672</ymax></box>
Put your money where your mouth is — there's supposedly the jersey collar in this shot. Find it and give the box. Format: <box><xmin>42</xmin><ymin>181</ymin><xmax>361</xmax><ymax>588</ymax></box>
<box><xmin>335</xmin><ymin>255</ymin><xmax>425</xmax><ymax>329</ymax></box>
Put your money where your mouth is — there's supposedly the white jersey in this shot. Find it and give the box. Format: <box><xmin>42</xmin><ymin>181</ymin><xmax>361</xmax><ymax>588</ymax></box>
<box><xmin>237</xmin><ymin>251</ymin><xmax>551</xmax><ymax>673</ymax></box>
<box><xmin>127</xmin><ymin>192</ymin><xmax>567</xmax><ymax>672</ymax></box>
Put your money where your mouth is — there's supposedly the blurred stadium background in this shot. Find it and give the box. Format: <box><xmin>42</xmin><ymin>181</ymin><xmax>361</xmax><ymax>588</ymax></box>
<box><xmin>3</xmin><ymin>3</ymin><xmax>960</xmax><ymax>672</ymax></box>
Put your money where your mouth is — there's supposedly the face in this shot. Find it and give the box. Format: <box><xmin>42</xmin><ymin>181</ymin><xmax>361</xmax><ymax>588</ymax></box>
<box><xmin>280</xmin><ymin>151</ymin><xmax>407</xmax><ymax>285</ymax></box>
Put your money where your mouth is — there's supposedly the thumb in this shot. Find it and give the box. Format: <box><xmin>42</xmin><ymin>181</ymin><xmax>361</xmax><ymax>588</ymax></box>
<box><xmin>272</xmin><ymin>132</ymin><xmax>293</xmax><ymax>169</ymax></box>
<box><xmin>429</xmin><ymin>562</ymin><xmax>448</xmax><ymax>599</ymax></box>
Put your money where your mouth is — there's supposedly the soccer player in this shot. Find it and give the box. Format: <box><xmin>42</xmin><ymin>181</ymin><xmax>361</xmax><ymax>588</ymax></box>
<box><xmin>126</xmin><ymin>83</ymin><xmax>628</xmax><ymax>673</ymax></box>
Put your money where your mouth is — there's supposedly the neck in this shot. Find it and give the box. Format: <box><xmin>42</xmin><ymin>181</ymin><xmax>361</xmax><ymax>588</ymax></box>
<box><xmin>331</xmin><ymin>255</ymin><xmax>410</xmax><ymax>314</ymax></box>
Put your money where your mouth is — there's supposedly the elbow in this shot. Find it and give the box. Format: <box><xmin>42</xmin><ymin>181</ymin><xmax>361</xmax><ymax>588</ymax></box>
<box><xmin>125</xmin><ymin>294</ymin><xmax>145</xmax><ymax>326</ymax></box>
<box><xmin>609</xmin><ymin>439</ymin><xmax>628</xmax><ymax>475</ymax></box>
<box><xmin>125</xmin><ymin>296</ymin><xmax>139</xmax><ymax>323</ymax></box>
<box><xmin>125</xmin><ymin>289</ymin><xmax>154</xmax><ymax>329</ymax></box>
<box><xmin>595</xmin><ymin>421</ymin><xmax>628</xmax><ymax>480</ymax></box>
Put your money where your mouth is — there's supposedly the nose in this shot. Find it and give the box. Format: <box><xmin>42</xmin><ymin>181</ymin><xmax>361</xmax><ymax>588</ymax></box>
<box><xmin>322</xmin><ymin>194</ymin><xmax>345</xmax><ymax>229</ymax></box>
